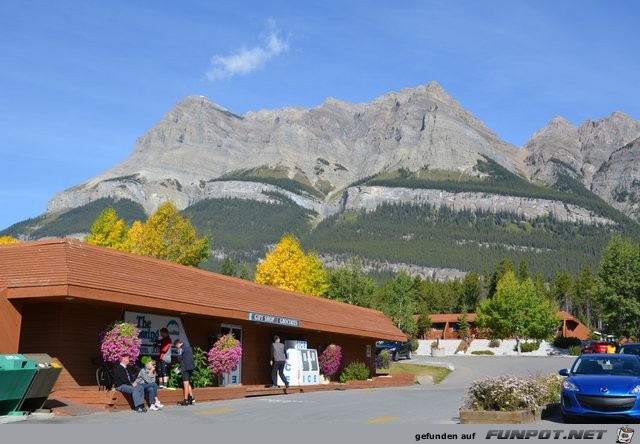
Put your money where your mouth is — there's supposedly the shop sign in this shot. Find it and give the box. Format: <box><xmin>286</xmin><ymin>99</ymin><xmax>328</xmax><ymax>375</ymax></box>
<box><xmin>124</xmin><ymin>311</ymin><xmax>190</xmax><ymax>358</ymax></box>
<box><xmin>248</xmin><ymin>312</ymin><xmax>299</xmax><ymax>328</ymax></box>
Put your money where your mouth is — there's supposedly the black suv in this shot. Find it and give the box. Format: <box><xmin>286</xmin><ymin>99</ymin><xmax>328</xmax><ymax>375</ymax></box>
<box><xmin>376</xmin><ymin>341</ymin><xmax>412</xmax><ymax>361</ymax></box>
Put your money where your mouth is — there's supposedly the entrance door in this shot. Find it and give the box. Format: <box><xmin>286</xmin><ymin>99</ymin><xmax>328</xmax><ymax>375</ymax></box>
<box><xmin>219</xmin><ymin>324</ymin><xmax>242</xmax><ymax>385</ymax></box>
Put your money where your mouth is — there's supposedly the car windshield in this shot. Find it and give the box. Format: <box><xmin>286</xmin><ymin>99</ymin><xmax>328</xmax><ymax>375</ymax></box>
<box><xmin>572</xmin><ymin>357</ymin><xmax>640</xmax><ymax>376</ymax></box>
<box><xmin>376</xmin><ymin>341</ymin><xmax>398</xmax><ymax>347</ymax></box>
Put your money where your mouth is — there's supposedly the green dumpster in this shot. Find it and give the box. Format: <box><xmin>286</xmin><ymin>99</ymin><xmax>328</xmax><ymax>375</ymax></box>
<box><xmin>19</xmin><ymin>354</ymin><xmax>63</xmax><ymax>412</ymax></box>
<box><xmin>0</xmin><ymin>354</ymin><xmax>37</xmax><ymax>416</ymax></box>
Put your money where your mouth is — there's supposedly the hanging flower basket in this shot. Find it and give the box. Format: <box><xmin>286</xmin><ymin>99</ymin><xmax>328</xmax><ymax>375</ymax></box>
<box><xmin>100</xmin><ymin>322</ymin><xmax>142</xmax><ymax>364</ymax></box>
<box><xmin>318</xmin><ymin>344</ymin><xmax>342</xmax><ymax>380</ymax></box>
<box><xmin>207</xmin><ymin>333</ymin><xmax>243</xmax><ymax>376</ymax></box>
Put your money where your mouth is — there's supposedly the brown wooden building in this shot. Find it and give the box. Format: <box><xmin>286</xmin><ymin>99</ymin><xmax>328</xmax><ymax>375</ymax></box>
<box><xmin>0</xmin><ymin>240</ymin><xmax>405</xmax><ymax>389</ymax></box>
<box><xmin>421</xmin><ymin>311</ymin><xmax>590</xmax><ymax>340</ymax></box>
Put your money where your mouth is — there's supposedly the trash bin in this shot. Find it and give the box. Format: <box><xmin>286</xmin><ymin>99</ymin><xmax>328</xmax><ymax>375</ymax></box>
<box><xmin>19</xmin><ymin>354</ymin><xmax>63</xmax><ymax>412</ymax></box>
<box><xmin>0</xmin><ymin>354</ymin><xmax>38</xmax><ymax>416</ymax></box>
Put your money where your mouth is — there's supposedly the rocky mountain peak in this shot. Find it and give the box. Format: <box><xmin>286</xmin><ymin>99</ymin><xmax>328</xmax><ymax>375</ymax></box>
<box><xmin>42</xmin><ymin>82</ymin><xmax>640</xmax><ymax>223</ymax></box>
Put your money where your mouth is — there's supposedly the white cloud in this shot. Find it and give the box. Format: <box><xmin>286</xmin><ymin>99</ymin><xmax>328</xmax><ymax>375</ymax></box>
<box><xmin>206</xmin><ymin>24</ymin><xmax>290</xmax><ymax>81</ymax></box>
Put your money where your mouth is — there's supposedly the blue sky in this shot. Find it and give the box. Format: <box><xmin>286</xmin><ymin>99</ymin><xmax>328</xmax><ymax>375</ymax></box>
<box><xmin>1</xmin><ymin>1</ymin><xmax>639</xmax><ymax>230</ymax></box>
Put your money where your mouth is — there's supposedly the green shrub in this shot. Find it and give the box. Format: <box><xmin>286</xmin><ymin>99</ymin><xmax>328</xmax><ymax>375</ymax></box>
<box><xmin>568</xmin><ymin>345</ymin><xmax>582</xmax><ymax>356</ymax></box>
<box><xmin>515</xmin><ymin>341</ymin><xmax>541</xmax><ymax>353</ymax></box>
<box><xmin>552</xmin><ymin>336</ymin><xmax>582</xmax><ymax>348</ymax></box>
<box><xmin>488</xmin><ymin>339</ymin><xmax>501</xmax><ymax>348</ymax></box>
<box><xmin>409</xmin><ymin>338</ymin><xmax>419</xmax><ymax>352</ymax></box>
<box><xmin>376</xmin><ymin>349</ymin><xmax>391</xmax><ymax>370</ymax></box>
<box><xmin>471</xmin><ymin>350</ymin><xmax>495</xmax><ymax>355</ymax></box>
<box><xmin>168</xmin><ymin>346</ymin><xmax>214</xmax><ymax>389</ymax></box>
<box><xmin>339</xmin><ymin>361</ymin><xmax>370</xmax><ymax>383</ymax></box>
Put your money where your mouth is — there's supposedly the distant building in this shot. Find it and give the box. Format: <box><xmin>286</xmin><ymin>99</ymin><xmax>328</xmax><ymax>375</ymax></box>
<box><xmin>417</xmin><ymin>311</ymin><xmax>589</xmax><ymax>340</ymax></box>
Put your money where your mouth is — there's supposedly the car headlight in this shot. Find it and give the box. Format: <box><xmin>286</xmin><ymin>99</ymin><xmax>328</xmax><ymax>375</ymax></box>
<box><xmin>630</xmin><ymin>385</ymin><xmax>640</xmax><ymax>394</ymax></box>
<box><xmin>562</xmin><ymin>380</ymin><xmax>579</xmax><ymax>392</ymax></box>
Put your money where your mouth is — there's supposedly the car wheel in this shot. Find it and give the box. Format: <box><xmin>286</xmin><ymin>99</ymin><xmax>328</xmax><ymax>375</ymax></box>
<box><xmin>392</xmin><ymin>351</ymin><xmax>399</xmax><ymax>362</ymax></box>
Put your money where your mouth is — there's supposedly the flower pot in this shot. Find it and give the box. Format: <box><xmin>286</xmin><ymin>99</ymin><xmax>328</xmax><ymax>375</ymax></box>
<box><xmin>459</xmin><ymin>407</ymin><xmax>543</xmax><ymax>424</ymax></box>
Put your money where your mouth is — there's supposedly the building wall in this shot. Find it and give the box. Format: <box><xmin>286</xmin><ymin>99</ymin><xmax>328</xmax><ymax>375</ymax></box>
<box><xmin>0</xmin><ymin>293</ymin><xmax>22</xmax><ymax>354</ymax></box>
<box><xmin>19</xmin><ymin>300</ymin><xmax>122</xmax><ymax>386</ymax></box>
<box><xmin>17</xmin><ymin>300</ymin><xmax>377</xmax><ymax>389</ymax></box>
<box><xmin>181</xmin><ymin>316</ymin><xmax>376</xmax><ymax>385</ymax></box>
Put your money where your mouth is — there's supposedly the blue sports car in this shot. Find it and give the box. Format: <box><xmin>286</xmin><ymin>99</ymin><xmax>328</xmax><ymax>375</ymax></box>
<box><xmin>559</xmin><ymin>354</ymin><xmax>640</xmax><ymax>422</ymax></box>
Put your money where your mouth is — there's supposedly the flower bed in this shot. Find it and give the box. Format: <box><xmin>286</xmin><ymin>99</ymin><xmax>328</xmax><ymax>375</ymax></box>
<box><xmin>460</xmin><ymin>373</ymin><xmax>562</xmax><ymax>424</ymax></box>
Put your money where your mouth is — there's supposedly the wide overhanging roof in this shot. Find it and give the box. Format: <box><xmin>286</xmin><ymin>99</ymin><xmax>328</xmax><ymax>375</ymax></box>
<box><xmin>0</xmin><ymin>240</ymin><xmax>406</xmax><ymax>341</ymax></box>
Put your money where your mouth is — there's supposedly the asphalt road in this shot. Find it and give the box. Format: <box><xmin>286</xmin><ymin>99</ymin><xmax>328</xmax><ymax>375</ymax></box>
<box><xmin>29</xmin><ymin>355</ymin><xmax>575</xmax><ymax>425</ymax></box>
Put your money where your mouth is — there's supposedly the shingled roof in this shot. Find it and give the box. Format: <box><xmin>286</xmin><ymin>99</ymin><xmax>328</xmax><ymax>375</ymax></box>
<box><xmin>0</xmin><ymin>240</ymin><xmax>405</xmax><ymax>341</ymax></box>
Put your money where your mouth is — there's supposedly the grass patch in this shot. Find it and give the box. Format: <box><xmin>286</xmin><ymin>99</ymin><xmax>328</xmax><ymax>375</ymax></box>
<box><xmin>471</xmin><ymin>350</ymin><xmax>495</xmax><ymax>355</ymax></box>
<box><xmin>377</xmin><ymin>363</ymin><xmax>450</xmax><ymax>384</ymax></box>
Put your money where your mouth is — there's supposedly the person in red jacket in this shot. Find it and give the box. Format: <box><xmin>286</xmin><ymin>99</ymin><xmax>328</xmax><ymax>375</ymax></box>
<box><xmin>155</xmin><ymin>328</ymin><xmax>172</xmax><ymax>389</ymax></box>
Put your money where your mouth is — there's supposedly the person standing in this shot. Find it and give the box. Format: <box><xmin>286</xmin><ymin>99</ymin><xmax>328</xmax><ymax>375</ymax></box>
<box><xmin>155</xmin><ymin>327</ymin><xmax>172</xmax><ymax>389</ymax></box>
<box><xmin>113</xmin><ymin>354</ymin><xmax>146</xmax><ymax>413</ymax></box>
<box><xmin>270</xmin><ymin>335</ymin><xmax>289</xmax><ymax>389</ymax></box>
<box><xmin>174</xmin><ymin>339</ymin><xmax>195</xmax><ymax>406</ymax></box>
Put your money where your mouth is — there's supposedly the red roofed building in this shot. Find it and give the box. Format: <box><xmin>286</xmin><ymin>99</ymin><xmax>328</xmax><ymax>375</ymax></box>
<box><xmin>0</xmin><ymin>240</ymin><xmax>405</xmax><ymax>390</ymax></box>
<box><xmin>419</xmin><ymin>311</ymin><xmax>589</xmax><ymax>340</ymax></box>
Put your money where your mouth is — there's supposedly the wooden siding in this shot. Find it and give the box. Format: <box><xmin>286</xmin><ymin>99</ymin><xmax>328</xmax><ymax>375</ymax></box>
<box><xmin>0</xmin><ymin>288</ymin><xmax>22</xmax><ymax>354</ymax></box>
<box><xmin>0</xmin><ymin>240</ymin><xmax>405</xmax><ymax>341</ymax></box>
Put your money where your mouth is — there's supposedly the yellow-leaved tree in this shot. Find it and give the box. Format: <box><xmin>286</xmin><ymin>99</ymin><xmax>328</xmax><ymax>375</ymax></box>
<box><xmin>255</xmin><ymin>234</ymin><xmax>328</xmax><ymax>296</ymax></box>
<box><xmin>125</xmin><ymin>202</ymin><xmax>210</xmax><ymax>267</ymax></box>
<box><xmin>0</xmin><ymin>235</ymin><xmax>20</xmax><ymax>244</ymax></box>
<box><xmin>85</xmin><ymin>208</ymin><xmax>129</xmax><ymax>250</ymax></box>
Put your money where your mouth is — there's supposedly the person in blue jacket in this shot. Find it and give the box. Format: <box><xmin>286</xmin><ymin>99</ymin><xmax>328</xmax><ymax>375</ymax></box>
<box><xmin>174</xmin><ymin>339</ymin><xmax>195</xmax><ymax>406</ymax></box>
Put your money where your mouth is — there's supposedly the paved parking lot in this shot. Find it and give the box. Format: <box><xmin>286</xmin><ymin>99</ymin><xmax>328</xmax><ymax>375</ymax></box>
<box><xmin>28</xmin><ymin>355</ymin><xmax>575</xmax><ymax>425</ymax></box>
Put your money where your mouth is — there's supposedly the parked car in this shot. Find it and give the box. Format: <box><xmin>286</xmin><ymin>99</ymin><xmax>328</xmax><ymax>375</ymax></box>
<box><xmin>619</xmin><ymin>343</ymin><xmax>640</xmax><ymax>356</ymax></box>
<box><xmin>376</xmin><ymin>341</ymin><xmax>411</xmax><ymax>361</ymax></box>
<box><xmin>580</xmin><ymin>340</ymin><xmax>617</xmax><ymax>354</ymax></box>
<box><xmin>559</xmin><ymin>354</ymin><xmax>640</xmax><ymax>422</ymax></box>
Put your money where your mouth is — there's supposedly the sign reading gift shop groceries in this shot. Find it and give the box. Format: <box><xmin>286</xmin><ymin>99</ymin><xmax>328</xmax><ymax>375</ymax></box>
<box><xmin>124</xmin><ymin>311</ymin><xmax>190</xmax><ymax>358</ymax></box>
<box><xmin>248</xmin><ymin>312</ymin><xmax>300</xmax><ymax>328</ymax></box>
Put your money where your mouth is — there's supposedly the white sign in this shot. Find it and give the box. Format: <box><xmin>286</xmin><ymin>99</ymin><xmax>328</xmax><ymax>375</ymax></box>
<box><xmin>123</xmin><ymin>311</ymin><xmax>190</xmax><ymax>358</ymax></box>
<box><xmin>279</xmin><ymin>349</ymin><xmax>320</xmax><ymax>386</ymax></box>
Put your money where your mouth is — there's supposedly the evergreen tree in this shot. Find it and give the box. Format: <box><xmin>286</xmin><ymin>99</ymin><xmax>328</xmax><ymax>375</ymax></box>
<box><xmin>551</xmin><ymin>271</ymin><xmax>573</xmax><ymax>312</ymax></box>
<box><xmin>518</xmin><ymin>260</ymin><xmax>530</xmax><ymax>282</ymax></box>
<box><xmin>460</xmin><ymin>271</ymin><xmax>482</xmax><ymax>311</ymax></box>
<box><xmin>221</xmin><ymin>257</ymin><xmax>237</xmax><ymax>277</ymax></box>
<box><xmin>237</xmin><ymin>263</ymin><xmax>251</xmax><ymax>280</ymax></box>
<box><xmin>416</xmin><ymin>305</ymin><xmax>432</xmax><ymax>339</ymax></box>
<box><xmin>488</xmin><ymin>259</ymin><xmax>514</xmax><ymax>298</ymax></box>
